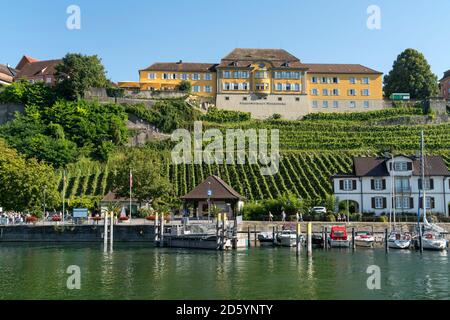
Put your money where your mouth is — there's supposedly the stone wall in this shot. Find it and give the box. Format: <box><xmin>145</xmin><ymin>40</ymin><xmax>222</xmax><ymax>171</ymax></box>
<box><xmin>0</xmin><ymin>224</ymin><xmax>155</xmax><ymax>242</ymax></box>
<box><xmin>0</xmin><ymin>103</ymin><xmax>24</xmax><ymax>125</ymax></box>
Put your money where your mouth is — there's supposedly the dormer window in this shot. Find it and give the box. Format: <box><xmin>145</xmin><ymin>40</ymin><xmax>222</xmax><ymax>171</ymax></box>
<box><xmin>393</xmin><ymin>161</ymin><xmax>412</xmax><ymax>171</ymax></box>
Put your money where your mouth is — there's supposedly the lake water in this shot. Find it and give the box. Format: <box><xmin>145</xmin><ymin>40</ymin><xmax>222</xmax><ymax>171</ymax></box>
<box><xmin>0</xmin><ymin>244</ymin><xmax>448</xmax><ymax>300</ymax></box>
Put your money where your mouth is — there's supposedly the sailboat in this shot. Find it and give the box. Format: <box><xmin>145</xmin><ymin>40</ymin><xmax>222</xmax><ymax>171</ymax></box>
<box><xmin>417</xmin><ymin>131</ymin><xmax>448</xmax><ymax>251</ymax></box>
<box><xmin>388</xmin><ymin>155</ymin><xmax>412</xmax><ymax>249</ymax></box>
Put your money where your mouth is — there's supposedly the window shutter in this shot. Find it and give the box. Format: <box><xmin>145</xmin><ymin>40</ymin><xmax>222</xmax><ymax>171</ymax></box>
<box><xmin>352</xmin><ymin>180</ymin><xmax>357</xmax><ymax>190</ymax></box>
<box><xmin>383</xmin><ymin>198</ymin><xmax>387</xmax><ymax>209</ymax></box>
<box><xmin>371</xmin><ymin>198</ymin><xmax>376</xmax><ymax>209</ymax></box>
<box><xmin>340</xmin><ymin>180</ymin><xmax>344</xmax><ymax>190</ymax></box>
<box><xmin>409</xmin><ymin>198</ymin><xmax>414</xmax><ymax>209</ymax></box>
<box><xmin>407</xmin><ymin>162</ymin><xmax>412</xmax><ymax>170</ymax></box>
<box><xmin>371</xmin><ymin>179</ymin><xmax>375</xmax><ymax>190</ymax></box>
<box><xmin>419</xmin><ymin>198</ymin><xmax>423</xmax><ymax>209</ymax></box>
<box><xmin>431</xmin><ymin>198</ymin><xmax>435</xmax><ymax>209</ymax></box>
<box><xmin>418</xmin><ymin>179</ymin><xmax>422</xmax><ymax>190</ymax></box>
<box><xmin>429</xmin><ymin>179</ymin><xmax>434</xmax><ymax>190</ymax></box>
<box><xmin>382</xmin><ymin>179</ymin><xmax>386</xmax><ymax>190</ymax></box>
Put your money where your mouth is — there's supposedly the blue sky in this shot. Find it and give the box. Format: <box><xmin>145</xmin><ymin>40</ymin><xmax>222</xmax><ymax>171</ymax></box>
<box><xmin>1</xmin><ymin>0</ymin><xmax>449</xmax><ymax>82</ymax></box>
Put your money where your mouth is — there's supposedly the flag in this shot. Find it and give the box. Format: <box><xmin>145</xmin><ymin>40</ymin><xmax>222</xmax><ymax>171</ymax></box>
<box><xmin>130</xmin><ymin>170</ymin><xmax>133</xmax><ymax>188</ymax></box>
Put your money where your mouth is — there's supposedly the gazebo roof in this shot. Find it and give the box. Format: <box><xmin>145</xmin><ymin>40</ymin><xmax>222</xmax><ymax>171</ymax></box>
<box><xmin>181</xmin><ymin>176</ymin><xmax>245</xmax><ymax>201</ymax></box>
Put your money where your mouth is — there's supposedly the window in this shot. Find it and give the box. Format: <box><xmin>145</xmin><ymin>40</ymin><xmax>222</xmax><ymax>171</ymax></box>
<box><xmin>395</xmin><ymin>177</ymin><xmax>410</xmax><ymax>193</ymax></box>
<box><xmin>243</xmin><ymin>82</ymin><xmax>249</xmax><ymax>90</ymax></box>
<box><xmin>293</xmin><ymin>84</ymin><xmax>301</xmax><ymax>92</ymax></box>
<box><xmin>374</xmin><ymin>197</ymin><xmax>385</xmax><ymax>209</ymax></box>
<box><xmin>322</xmin><ymin>101</ymin><xmax>329</xmax><ymax>108</ymax></box>
<box><xmin>312</xmin><ymin>101</ymin><xmax>318</xmax><ymax>108</ymax></box>
<box><xmin>395</xmin><ymin>197</ymin><xmax>412</xmax><ymax>209</ymax></box>
<box><xmin>277</xmin><ymin>83</ymin><xmax>283</xmax><ymax>91</ymax></box>
<box><xmin>349</xmin><ymin>101</ymin><xmax>356</xmax><ymax>108</ymax></box>
<box><xmin>349</xmin><ymin>77</ymin><xmax>356</xmax><ymax>84</ymax></box>
<box><xmin>223</xmin><ymin>71</ymin><xmax>231</xmax><ymax>78</ymax></box>
<box><xmin>311</xmin><ymin>89</ymin><xmax>318</xmax><ymax>96</ymax></box>
<box><xmin>322</xmin><ymin>89</ymin><xmax>329</xmax><ymax>96</ymax></box>
<box><xmin>204</xmin><ymin>73</ymin><xmax>212</xmax><ymax>81</ymax></box>
<box><xmin>373</xmin><ymin>179</ymin><xmax>384</xmax><ymax>190</ymax></box>
<box><xmin>204</xmin><ymin>86</ymin><xmax>212</xmax><ymax>93</ymax></box>
<box><xmin>192</xmin><ymin>86</ymin><xmax>201</xmax><ymax>93</ymax></box>
<box><xmin>256</xmin><ymin>83</ymin><xmax>268</xmax><ymax>91</ymax></box>
<box><xmin>243</xmin><ymin>97</ymin><xmax>247</xmax><ymax>101</ymax></box>
<box><xmin>148</xmin><ymin>73</ymin><xmax>156</xmax><ymax>80</ymax></box>
<box><xmin>362</xmin><ymin>89</ymin><xmax>370</xmax><ymax>96</ymax></box>
<box><xmin>332</xmin><ymin>77</ymin><xmax>339</xmax><ymax>84</ymax></box>
<box><xmin>278</xmin><ymin>97</ymin><xmax>283</xmax><ymax>101</ymax></box>
<box><xmin>394</xmin><ymin>162</ymin><xmax>410</xmax><ymax>171</ymax></box>
<box><xmin>333</xmin><ymin>101</ymin><xmax>339</xmax><ymax>108</ymax></box>
<box><xmin>181</xmin><ymin>74</ymin><xmax>189</xmax><ymax>80</ymax></box>
<box><xmin>192</xmin><ymin>74</ymin><xmax>200</xmax><ymax>81</ymax></box>
<box><xmin>421</xmin><ymin>197</ymin><xmax>435</xmax><ymax>209</ymax></box>
<box><xmin>163</xmin><ymin>73</ymin><xmax>169</xmax><ymax>80</ymax></box>
<box><xmin>348</xmin><ymin>89</ymin><xmax>357</xmax><ymax>96</ymax></box>
<box><xmin>225</xmin><ymin>96</ymin><xmax>230</xmax><ymax>101</ymax></box>
<box><xmin>286</xmin><ymin>83</ymin><xmax>292</xmax><ymax>91</ymax></box>
<box><xmin>321</xmin><ymin>77</ymin><xmax>328</xmax><ymax>84</ymax></box>
<box><xmin>46</xmin><ymin>77</ymin><xmax>52</xmax><ymax>84</ymax></box>
<box><xmin>233</xmin><ymin>83</ymin><xmax>239</xmax><ymax>90</ymax></box>
<box><xmin>224</xmin><ymin>83</ymin><xmax>231</xmax><ymax>91</ymax></box>
<box><xmin>295</xmin><ymin>97</ymin><xmax>300</xmax><ymax>101</ymax></box>
<box><xmin>332</xmin><ymin>89</ymin><xmax>339</xmax><ymax>96</ymax></box>
<box><xmin>364</xmin><ymin>101</ymin><xmax>370</xmax><ymax>108</ymax></box>
<box><xmin>419</xmin><ymin>178</ymin><xmax>433</xmax><ymax>190</ymax></box>
<box><xmin>343</xmin><ymin>179</ymin><xmax>355</xmax><ymax>191</ymax></box>
<box><xmin>255</xmin><ymin>71</ymin><xmax>267</xmax><ymax>79</ymax></box>
<box><xmin>362</xmin><ymin>77</ymin><xmax>370</xmax><ymax>84</ymax></box>
<box><xmin>311</xmin><ymin>77</ymin><xmax>318</xmax><ymax>84</ymax></box>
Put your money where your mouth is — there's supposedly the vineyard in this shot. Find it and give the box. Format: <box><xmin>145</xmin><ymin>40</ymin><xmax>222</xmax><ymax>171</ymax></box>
<box><xmin>57</xmin><ymin>105</ymin><xmax>450</xmax><ymax>203</ymax></box>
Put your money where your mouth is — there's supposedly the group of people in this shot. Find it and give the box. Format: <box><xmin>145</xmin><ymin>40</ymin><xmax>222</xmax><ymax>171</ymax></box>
<box><xmin>268</xmin><ymin>211</ymin><xmax>303</xmax><ymax>222</ymax></box>
<box><xmin>0</xmin><ymin>212</ymin><xmax>27</xmax><ymax>225</ymax></box>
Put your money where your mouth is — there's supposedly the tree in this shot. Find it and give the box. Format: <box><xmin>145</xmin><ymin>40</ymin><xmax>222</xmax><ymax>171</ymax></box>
<box><xmin>55</xmin><ymin>53</ymin><xmax>109</xmax><ymax>100</ymax></box>
<box><xmin>0</xmin><ymin>80</ymin><xmax>55</xmax><ymax>107</ymax></box>
<box><xmin>113</xmin><ymin>149</ymin><xmax>172</xmax><ymax>208</ymax></box>
<box><xmin>0</xmin><ymin>138</ymin><xmax>60</xmax><ymax>212</ymax></box>
<box><xmin>176</xmin><ymin>80</ymin><xmax>191</xmax><ymax>93</ymax></box>
<box><xmin>384</xmin><ymin>48</ymin><xmax>439</xmax><ymax>99</ymax></box>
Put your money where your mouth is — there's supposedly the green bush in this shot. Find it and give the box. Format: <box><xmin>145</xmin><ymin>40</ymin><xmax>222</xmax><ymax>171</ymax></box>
<box><xmin>375</xmin><ymin>216</ymin><xmax>389</xmax><ymax>223</ymax></box>
<box><xmin>324</xmin><ymin>214</ymin><xmax>336</xmax><ymax>222</ymax></box>
<box><xmin>303</xmin><ymin>107</ymin><xmax>424</xmax><ymax>122</ymax></box>
<box><xmin>176</xmin><ymin>80</ymin><xmax>192</xmax><ymax>93</ymax></box>
<box><xmin>201</xmin><ymin>107</ymin><xmax>251</xmax><ymax>123</ymax></box>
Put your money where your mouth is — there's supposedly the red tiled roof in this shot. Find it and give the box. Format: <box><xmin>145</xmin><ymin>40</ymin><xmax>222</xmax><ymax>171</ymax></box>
<box><xmin>302</xmin><ymin>63</ymin><xmax>382</xmax><ymax>74</ymax></box>
<box><xmin>14</xmin><ymin>59</ymin><xmax>62</xmax><ymax>80</ymax></box>
<box><xmin>218</xmin><ymin>48</ymin><xmax>304</xmax><ymax>69</ymax></box>
<box><xmin>15</xmin><ymin>55</ymin><xmax>39</xmax><ymax>71</ymax></box>
<box><xmin>141</xmin><ymin>62</ymin><xmax>218</xmax><ymax>73</ymax></box>
<box><xmin>335</xmin><ymin>156</ymin><xmax>450</xmax><ymax>177</ymax></box>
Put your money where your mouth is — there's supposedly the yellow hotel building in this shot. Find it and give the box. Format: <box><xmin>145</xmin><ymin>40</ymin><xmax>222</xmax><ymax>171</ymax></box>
<box><xmin>121</xmin><ymin>48</ymin><xmax>384</xmax><ymax>119</ymax></box>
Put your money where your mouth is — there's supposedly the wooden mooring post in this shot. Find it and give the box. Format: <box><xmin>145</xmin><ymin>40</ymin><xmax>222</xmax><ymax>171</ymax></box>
<box><xmin>247</xmin><ymin>226</ymin><xmax>251</xmax><ymax>248</ymax></box>
<box><xmin>160</xmin><ymin>212</ymin><xmax>165</xmax><ymax>247</ymax></box>
<box><xmin>110</xmin><ymin>211</ymin><xmax>114</xmax><ymax>253</ymax></box>
<box><xmin>254</xmin><ymin>225</ymin><xmax>257</xmax><ymax>247</ymax></box>
<box><xmin>307</xmin><ymin>223</ymin><xmax>312</xmax><ymax>256</ymax></box>
<box><xmin>154</xmin><ymin>212</ymin><xmax>159</xmax><ymax>245</ymax></box>
<box><xmin>384</xmin><ymin>228</ymin><xmax>389</xmax><ymax>253</ymax></box>
<box><xmin>296</xmin><ymin>223</ymin><xmax>301</xmax><ymax>256</ymax></box>
<box><xmin>352</xmin><ymin>228</ymin><xmax>356</xmax><ymax>250</ymax></box>
<box><xmin>103</xmin><ymin>213</ymin><xmax>108</xmax><ymax>253</ymax></box>
<box><xmin>272</xmin><ymin>226</ymin><xmax>275</xmax><ymax>245</ymax></box>
<box><xmin>419</xmin><ymin>224</ymin><xmax>424</xmax><ymax>253</ymax></box>
<box><xmin>324</xmin><ymin>227</ymin><xmax>328</xmax><ymax>250</ymax></box>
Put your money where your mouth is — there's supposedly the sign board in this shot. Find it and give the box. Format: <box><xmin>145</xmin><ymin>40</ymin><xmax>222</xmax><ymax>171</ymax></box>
<box><xmin>73</xmin><ymin>208</ymin><xmax>88</xmax><ymax>218</ymax></box>
<box><xmin>390</xmin><ymin>93</ymin><xmax>410</xmax><ymax>101</ymax></box>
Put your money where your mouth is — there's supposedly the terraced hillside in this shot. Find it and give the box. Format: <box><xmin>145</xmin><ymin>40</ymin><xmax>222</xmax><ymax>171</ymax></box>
<box><xmin>59</xmin><ymin>108</ymin><xmax>450</xmax><ymax>202</ymax></box>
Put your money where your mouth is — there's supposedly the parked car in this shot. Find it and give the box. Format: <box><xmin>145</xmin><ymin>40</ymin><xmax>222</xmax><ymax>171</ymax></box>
<box><xmin>311</xmin><ymin>207</ymin><xmax>327</xmax><ymax>215</ymax></box>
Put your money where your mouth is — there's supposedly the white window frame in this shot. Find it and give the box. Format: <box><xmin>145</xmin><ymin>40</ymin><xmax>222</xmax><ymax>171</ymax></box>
<box><xmin>362</xmin><ymin>77</ymin><xmax>370</xmax><ymax>84</ymax></box>
<box><xmin>311</xmin><ymin>88</ymin><xmax>318</xmax><ymax>96</ymax></box>
<box><xmin>364</xmin><ymin>101</ymin><xmax>370</xmax><ymax>108</ymax></box>
<box><xmin>311</xmin><ymin>77</ymin><xmax>318</xmax><ymax>84</ymax></box>
<box><xmin>333</xmin><ymin>101</ymin><xmax>339</xmax><ymax>108</ymax></box>
<box><xmin>204</xmin><ymin>85</ymin><xmax>211</xmax><ymax>93</ymax></box>
<box><xmin>204</xmin><ymin>73</ymin><xmax>212</xmax><ymax>81</ymax></box>
<box><xmin>322</xmin><ymin>101</ymin><xmax>329</xmax><ymax>108</ymax></box>
<box><xmin>312</xmin><ymin>101</ymin><xmax>318</xmax><ymax>108</ymax></box>
<box><xmin>374</xmin><ymin>179</ymin><xmax>383</xmax><ymax>190</ymax></box>
<box><xmin>349</xmin><ymin>77</ymin><xmax>356</xmax><ymax>84</ymax></box>
<box><xmin>148</xmin><ymin>73</ymin><xmax>156</xmax><ymax>80</ymax></box>
<box><xmin>349</xmin><ymin>101</ymin><xmax>356</xmax><ymax>108</ymax></box>
<box><xmin>362</xmin><ymin>89</ymin><xmax>370</xmax><ymax>96</ymax></box>
<box><xmin>374</xmin><ymin>197</ymin><xmax>384</xmax><ymax>209</ymax></box>
<box><xmin>394</xmin><ymin>162</ymin><xmax>409</xmax><ymax>171</ymax></box>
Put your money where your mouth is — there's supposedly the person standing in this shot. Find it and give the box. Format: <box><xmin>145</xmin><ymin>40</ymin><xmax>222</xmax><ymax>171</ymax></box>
<box><xmin>268</xmin><ymin>211</ymin><xmax>273</xmax><ymax>222</ymax></box>
<box><xmin>282</xmin><ymin>211</ymin><xmax>286</xmax><ymax>222</ymax></box>
<box><xmin>296</xmin><ymin>211</ymin><xmax>300</xmax><ymax>223</ymax></box>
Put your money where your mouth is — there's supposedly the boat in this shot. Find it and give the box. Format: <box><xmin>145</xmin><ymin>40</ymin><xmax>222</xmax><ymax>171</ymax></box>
<box><xmin>421</xmin><ymin>230</ymin><xmax>448</xmax><ymax>250</ymax></box>
<box><xmin>354</xmin><ymin>231</ymin><xmax>375</xmax><ymax>247</ymax></box>
<box><xmin>311</xmin><ymin>234</ymin><xmax>324</xmax><ymax>247</ymax></box>
<box><xmin>328</xmin><ymin>226</ymin><xmax>350</xmax><ymax>248</ymax></box>
<box><xmin>388</xmin><ymin>231</ymin><xmax>411</xmax><ymax>249</ymax></box>
<box><xmin>275</xmin><ymin>230</ymin><xmax>301</xmax><ymax>247</ymax></box>
<box><xmin>257</xmin><ymin>232</ymin><xmax>274</xmax><ymax>246</ymax></box>
<box><xmin>416</xmin><ymin>131</ymin><xmax>448</xmax><ymax>251</ymax></box>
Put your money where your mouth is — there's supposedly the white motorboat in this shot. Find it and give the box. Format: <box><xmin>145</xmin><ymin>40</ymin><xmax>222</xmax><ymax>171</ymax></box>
<box><xmin>328</xmin><ymin>226</ymin><xmax>350</xmax><ymax>248</ymax></box>
<box><xmin>354</xmin><ymin>231</ymin><xmax>375</xmax><ymax>247</ymax></box>
<box><xmin>388</xmin><ymin>231</ymin><xmax>411</xmax><ymax>249</ymax></box>
<box><xmin>276</xmin><ymin>230</ymin><xmax>299</xmax><ymax>247</ymax></box>
<box><xmin>257</xmin><ymin>232</ymin><xmax>274</xmax><ymax>246</ymax></box>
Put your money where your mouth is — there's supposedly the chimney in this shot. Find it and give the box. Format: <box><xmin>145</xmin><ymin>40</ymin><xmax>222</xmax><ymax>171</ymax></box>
<box><xmin>177</xmin><ymin>60</ymin><xmax>183</xmax><ymax>64</ymax></box>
